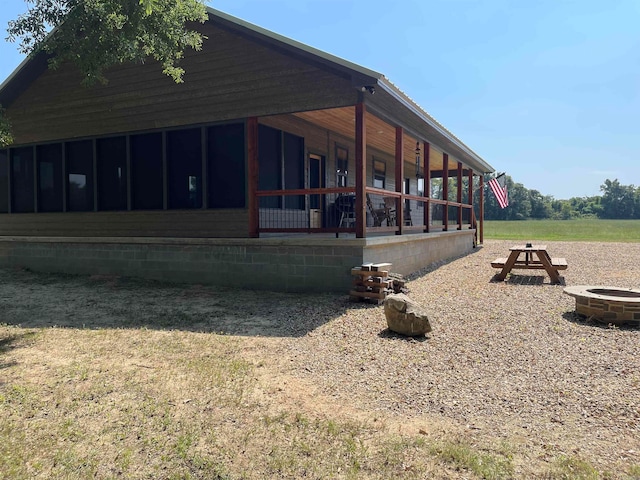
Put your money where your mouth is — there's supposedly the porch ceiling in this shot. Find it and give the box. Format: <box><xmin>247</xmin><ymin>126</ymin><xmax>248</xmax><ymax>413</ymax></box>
<box><xmin>294</xmin><ymin>107</ymin><xmax>447</xmax><ymax>171</ymax></box>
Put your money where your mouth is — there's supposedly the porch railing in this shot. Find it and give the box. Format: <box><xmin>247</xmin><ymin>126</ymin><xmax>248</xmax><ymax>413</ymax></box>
<box><xmin>256</xmin><ymin>187</ymin><xmax>475</xmax><ymax>236</ymax></box>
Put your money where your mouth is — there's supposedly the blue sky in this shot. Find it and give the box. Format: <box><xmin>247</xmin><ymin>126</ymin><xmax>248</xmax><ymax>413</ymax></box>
<box><xmin>1</xmin><ymin>0</ymin><xmax>639</xmax><ymax>199</ymax></box>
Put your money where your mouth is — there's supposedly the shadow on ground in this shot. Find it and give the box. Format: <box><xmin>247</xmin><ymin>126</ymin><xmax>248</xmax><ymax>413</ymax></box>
<box><xmin>489</xmin><ymin>274</ymin><xmax>566</xmax><ymax>286</ymax></box>
<box><xmin>377</xmin><ymin>328</ymin><xmax>429</xmax><ymax>343</ymax></box>
<box><xmin>0</xmin><ymin>268</ymin><xmax>362</xmax><ymax>337</ymax></box>
<box><xmin>562</xmin><ymin>311</ymin><xmax>639</xmax><ymax>330</ymax></box>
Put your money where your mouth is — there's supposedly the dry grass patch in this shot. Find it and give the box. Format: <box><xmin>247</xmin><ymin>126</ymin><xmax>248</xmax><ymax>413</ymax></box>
<box><xmin>0</xmin><ymin>324</ymin><xmax>475</xmax><ymax>479</ymax></box>
<box><xmin>1</xmin><ymin>241</ymin><xmax>640</xmax><ymax>479</ymax></box>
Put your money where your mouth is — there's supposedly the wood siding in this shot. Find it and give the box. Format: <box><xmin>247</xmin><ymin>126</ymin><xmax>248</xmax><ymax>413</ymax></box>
<box><xmin>0</xmin><ymin>210</ymin><xmax>248</xmax><ymax>238</ymax></box>
<box><xmin>7</xmin><ymin>21</ymin><xmax>359</xmax><ymax>145</ymax></box>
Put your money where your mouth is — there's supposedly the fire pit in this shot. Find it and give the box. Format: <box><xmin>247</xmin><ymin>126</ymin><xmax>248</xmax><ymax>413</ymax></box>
<box><xmin>564</xmin><ymin>285</ymin><xmax>640</xmax><ymax>326</ymax></box>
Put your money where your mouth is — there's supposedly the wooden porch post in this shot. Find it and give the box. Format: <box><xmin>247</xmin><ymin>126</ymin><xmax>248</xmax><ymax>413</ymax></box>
<box><xmin>457</xmin><ymin>161</ymin><xmax>463</xmax><ymax>230</ymax></box>
<box><xmin>479</xmin><ymin>174</ymin><xmax>484</xmax><ymax>244</ymax></box>
<box><xmin>443</xmin><ymin>153</ymin><xmax>449</xmax><ymax>231</ymax></box>
<box><xmin>395</xmin><ymin>127</ymin><xmax>404</xmax><ymax>235</ymax></box>
<box><xmin>355</xmin><ymin>103</ymin><xmax>366</xmax><ymax>238</ymax></box>
<box><xmin>247</xmin><ymin>117</ymin><xmax>259</xmax><ymax>238</ymax></box>
<box><xmin>468</xmin><ymin>168</ymin><xmax>474</xmax><ymax>230</ymax></box>
<box><xmin>424</xmin><ymin>142</ymin><xmax>430</xmax><ymax>232</ymax></box>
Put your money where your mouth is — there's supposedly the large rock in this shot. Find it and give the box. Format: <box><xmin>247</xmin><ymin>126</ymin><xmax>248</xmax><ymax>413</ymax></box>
<box><xmin>384</xmin><ymin>293</ymin><xmax>432</xmax><ymax>336</ymax></box>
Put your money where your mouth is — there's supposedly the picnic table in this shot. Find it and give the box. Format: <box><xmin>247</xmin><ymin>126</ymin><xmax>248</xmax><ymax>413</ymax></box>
<box><xmin>491</xmin><ymin>244</ymin><xmax>567</xmax><ymax>284</ymax></box>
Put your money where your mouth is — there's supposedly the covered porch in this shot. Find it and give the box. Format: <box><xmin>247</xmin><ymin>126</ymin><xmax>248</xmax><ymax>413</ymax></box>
<box><xmin>249</xmin><ymin>101</ymin><xmax>487</xmax><ymax>244</ymax></box>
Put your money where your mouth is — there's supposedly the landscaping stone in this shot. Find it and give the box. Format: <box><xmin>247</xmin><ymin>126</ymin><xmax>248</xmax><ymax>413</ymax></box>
<box><xmin>384</xmin><ymin>293</ymin><xmax>432</xmax><ymax>336</ymax></box>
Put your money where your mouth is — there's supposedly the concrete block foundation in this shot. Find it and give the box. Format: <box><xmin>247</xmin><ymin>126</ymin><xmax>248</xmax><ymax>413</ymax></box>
<box><xmin>0</xmin><ymin>230</ymin><xmax>475</xmax><ymax>293</ymax></box>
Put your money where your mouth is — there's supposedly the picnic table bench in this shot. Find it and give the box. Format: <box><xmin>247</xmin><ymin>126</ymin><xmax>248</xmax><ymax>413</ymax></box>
<box><xmin>491</xmin><ymin>245</ymin><xmax>567</xmax><ymax>284</ymax></box>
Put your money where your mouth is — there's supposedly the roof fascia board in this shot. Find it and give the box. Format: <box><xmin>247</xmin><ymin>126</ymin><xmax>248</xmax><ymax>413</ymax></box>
<box><xmin>377</xmin><ymin>78</ymin><xmax>493</xmax><ymax>173</ymax></box>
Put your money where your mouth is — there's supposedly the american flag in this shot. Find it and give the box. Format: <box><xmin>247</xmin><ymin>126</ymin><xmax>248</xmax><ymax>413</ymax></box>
<box><xmin>488</xmin><ymin>173</ymin><xmax>509</xmax><ymax>209</ymax></box>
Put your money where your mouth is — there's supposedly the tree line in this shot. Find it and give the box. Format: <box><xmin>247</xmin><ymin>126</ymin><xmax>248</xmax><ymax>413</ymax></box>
<box><xmin>476</xmin><ymin>175</ymin><xmax>640</xmax><ymax>220</ymax></box>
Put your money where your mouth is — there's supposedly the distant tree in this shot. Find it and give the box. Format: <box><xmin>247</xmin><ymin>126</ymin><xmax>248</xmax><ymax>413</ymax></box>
<box><xmin>600</xmin><ymin>179</ymin><xmax>637</xmax><ymax>219</ymax></box>
<box><xmin>506</xmin><ymin>181</ymin><xmax>531</xmax><ymax>220</ymax></box>
<box><xmin>6</xmin><ymin>0</ymin><xmax>209</xmax><ymax>85</ymax></box>
<box><xmin>529</xmin><ymin>189</ymin><xmax>552</xmax><ymax>219</ymax></box>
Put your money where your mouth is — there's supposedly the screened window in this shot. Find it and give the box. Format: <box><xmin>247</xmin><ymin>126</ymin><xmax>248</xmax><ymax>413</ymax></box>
<box><xmin>0</xmin><ymin>150</ymin><xmax>8</xmax><ymax>213</ymax></box>
<box><xmin>336</xmin><ymin>145</ymin><xmax>348</xmax><ymax>187</ymax></box>
<box><xmin>37</xmin><ymin>143</ymin><xmax>63</xmax><ymax>212</ymax></box>
<box><xmin>258</xmin><ymin>125</ymin><xmax>281</xmax><ymax>209</ymax></box>
<box><xmin>131</xmin><ymin>132</ymin><xmax>163</xmax><ymax>210</ymax></box>
<box><xmin>283</xmin><ymin>132</ymin><xmax>304</xmax><ymax>210</ymax></box>
<box><xmin>167</xmin><ymin>128</ymin><xmax>202</xmax><ymax>209</ymax></box>
<box><xmin>373</xmin><ymin>158</ymin><xmax>386</xmax><ymax>189</ymax></box>
<box><xmin>66</xmin><ymin>140</ymin><xmax>94</xmax><ymax>212</ymax></box>
<box><xmin>11</xmin><ymin>147</ymin><xmax>35</xmax><ymax>213</ymax></box>
<box><xmin>97</xmin><ymin>136</ymin><xmax>127</xmax><ymax>211</ymax></box>
<box><xmin>207</xmin><ymin>123</ymin><xmax>245</xmax><ymax>208</ymax></box>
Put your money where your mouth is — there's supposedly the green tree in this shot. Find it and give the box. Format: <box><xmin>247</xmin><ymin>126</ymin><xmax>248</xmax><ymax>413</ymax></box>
<box><xmin>600</xmin><ymin>179</ymin><xmax>636</xmax><ymax>219</ymax></box>
<box><xmin>528</xmin><ymin>189</ymin><xmax>552</xmax><ymax>219</ymax></box>
<box><xmin>6</xmin><ymin>0</ymin><xmax>209</xmax><ymax>85</ymax></box>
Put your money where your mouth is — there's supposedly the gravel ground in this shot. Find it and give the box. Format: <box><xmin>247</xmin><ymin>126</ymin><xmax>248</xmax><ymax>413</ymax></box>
<box><xmin>1</xmin><ymin>239</ymin><xmax>638</xmax><ymax>475</ymax></box>
<box><xmin>269</xmin><ymin>240</ymin><xmax>640</xmax><ymax>472</ymax></box>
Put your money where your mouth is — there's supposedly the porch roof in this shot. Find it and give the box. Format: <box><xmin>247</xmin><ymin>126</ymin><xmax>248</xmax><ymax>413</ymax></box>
<box><xmin>208</xmin><ymin>8</ymin><xmax>493</xmax><ymax>174</ymax></box>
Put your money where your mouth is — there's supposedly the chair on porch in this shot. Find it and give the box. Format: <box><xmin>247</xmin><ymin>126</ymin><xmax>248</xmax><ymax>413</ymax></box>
<box><xmin>366</xmin><ymin>194</ymin><xmax>388</xmax><ymax>227</ymax></box>
<box><xmin>335</xmin><ymin>194</ymin><xmax>356</xmax><ymax>228</ymax></box>
<box><xmin>383</xmin><ymin>197</ymin><xmax>397</xmax><ymax>226</ymax></box>
<box><xmin>403</xmin><ymin>201</ymin><xmax>413</xmax><ymax>226</ymax></box>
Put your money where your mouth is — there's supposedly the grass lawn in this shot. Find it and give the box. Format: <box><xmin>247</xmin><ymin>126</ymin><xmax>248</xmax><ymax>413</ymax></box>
<box><xmin>483</xmin><ymin>219</ymin><xmax>640</xmax><ymax>242</ymax></box>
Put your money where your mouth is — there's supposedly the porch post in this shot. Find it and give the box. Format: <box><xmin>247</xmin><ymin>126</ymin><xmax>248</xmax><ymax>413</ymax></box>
<box><xmin>247</xmin><ymin>117</ymin><xmax>259</xmax><ymax>238</ymax></box>
<box><xmin>395</xmin><ymin>127</ymin><xmax>404</xmax><ymax>235</ymax></box>
<box><xmin>479</xmin><ymin>174</ymin><xmax>484</xmax><ymax>244</ymax></box>
<box><xmin>468</xmin><ymin>167</ymin><xmax>474</xmax><ymax>230</ymax></box>
<box><xmin>457</xmin><ymin>161</ymin><xmax>463</xmax><ymax>230</ymax></box>
<box><xmin>424</xmin><ymin>142</ymin><xmax>430</xmax><ymax>232</ymax></box>
<box><xmin>443</xmin><ymin>153</ymin><xmax>449</xmax><ymax>231</ymax></box>
<box><xmin>355</xmin><ymin>103</ymin><xmax>366</xmax><ymax>238</ymax></box>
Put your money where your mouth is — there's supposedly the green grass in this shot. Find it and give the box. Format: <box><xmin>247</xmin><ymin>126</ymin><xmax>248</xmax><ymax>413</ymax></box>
<box><xmin>429</xmin><ymin>440</ymin><xmax>514</xmax><ymax>480</ymax></box>
<box><xmin>483</xmin><ymin>219</ymin><xmax>640</xmax><ymax>242</ymax></box>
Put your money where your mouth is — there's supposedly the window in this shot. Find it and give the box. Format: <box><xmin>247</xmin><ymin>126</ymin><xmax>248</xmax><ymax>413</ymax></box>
<box><xmin>37</xmin><ymin>143</ymin><xmax>63</xmax><ymax>212</ymax></box>
<box><xmin>131</xmin><ymin>132</ymin><xmax>163</xmax><ymax>210</ymax></box>
<box><xmin>283</xmin><ymin>132</ymin><xmax>304</xmax><ymax>209</ymax></box>
<box><xmin>167</xmin><ymin>128</ymin><xmax>202</xmax><ymax>209</ymax></box>
<box><xmin>66</xmin><ymin>140</ymin><xmax>94</xmax><ymax>212</ymax></box>
<box><xmin>97</xmin><ymin>136</ymin><xmax>127</xmax><ymax>211</ymax></box>
<box><xmin>258</xmin><ymin>125</ymin><xmax>282</xmax><ymax>209</ymax></box>
<box><xmin>373</xmin><ymin>158</ymin><xmax>386</xmax><ymax>189</ymax></box>
<box><xmin>0</xmin><ymin>150</ymin><xmax>8</xmax><ymax>213</ymax></box>
<box><xmin>336</xmin><ymin>145</ymin><xmax>348</xmax><ymax>187</ymax></box>
<box><xmin>208</xmin><ymin>123</ymin><xmax>245</xmax><ymax>208</ymax></box>
<box><xmin>417</xmin><ymin>177</ymin><xmax>424</xmax><ymax>208</ymax></box>
<box><xmin>11</xmin><ymin>147</ymin><xmax>35</xmax><ymax>213</ymax></box>
<box><xmin>257</xmin><ymin>125</ymin><xmax>305</xmax><ymax>210</ymax></box>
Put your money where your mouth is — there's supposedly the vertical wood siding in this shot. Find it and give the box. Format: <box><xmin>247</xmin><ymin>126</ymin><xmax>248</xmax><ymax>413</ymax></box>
<box><xmin>7</xmin><ymin>22</ymin><xmax>358</xmax><ymax>145</ymax></box>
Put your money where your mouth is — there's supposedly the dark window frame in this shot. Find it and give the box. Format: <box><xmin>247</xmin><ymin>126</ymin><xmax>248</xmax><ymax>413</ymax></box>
<box><xmin>96</xmin><ymin>136</ymin><xmax>128</xmax><ymax>211</ymax></box>
<box><xmin>66</xmin><ymin>139</ymin><xmax>95</xmax><ymax>212</ymax></box>
<box><xmin>373</xmin><ymin>157</ymin><xmax>386</xmax><ymax>189</ymax></box>
<box><xmin>37</xmin><ymin>143</ymin><xmax>64</xmax><ymax>212</ymax></box>
<box><xmin>0</xmin><ymin>149</ymin><xmax>8</xmax><ymax>213</ymax></box>
<box><xmin>10</xmin><ymin>146</ymin><xmax>36</xmax><ymax>213</ymax></box>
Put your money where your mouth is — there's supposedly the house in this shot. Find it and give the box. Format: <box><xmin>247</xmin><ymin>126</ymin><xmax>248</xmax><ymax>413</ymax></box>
<box><xmin>0</xmin><ymin>8</ymin><xmax>494</xmax><ymax>292</ymax></box>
